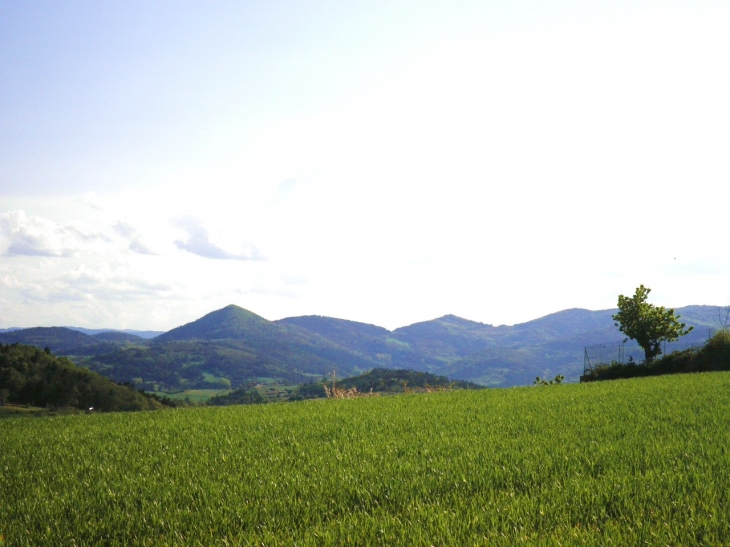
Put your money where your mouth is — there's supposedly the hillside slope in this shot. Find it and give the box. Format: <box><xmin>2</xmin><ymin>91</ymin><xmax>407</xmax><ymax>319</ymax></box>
<box><xmin>0</xmin><ymin>343</ymin><xmax>165</xmax><ymax>411</ymax></box>
<box><xmin>282</xmin><ymin>306</ymin><xmax>723</xmax><ymax>385</ymax></box>
<box><xmin>437</xmin><ymin>306</ymin><xmax>720</xmax><ymax>385</ymax></box>
<box><xmin>0</xmin><ymin>327</ymin><xmax>100</xmax><ymax>353</ymax></box>
<box><xmin>2</xmin><ymin>304</ymin><xmax>723</xmax><ymax>389</ymax></box>
<box><xmin>80</xmin><ymin>306</ymin><xmax>378</xmax><ymax>391</ymax></box>
<box><xmin>276</xmin><ymin>315</ymin><xmax>445</xmax><ymax>371</ymax></box>
<box><xmin>157</xmin><ymin>305</ymin><xmax>284</xmax><ymax>342</ymax></box>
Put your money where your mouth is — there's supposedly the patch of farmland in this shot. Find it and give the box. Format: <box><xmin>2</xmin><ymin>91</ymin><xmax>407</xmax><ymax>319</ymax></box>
<box><xmin>1</xmin><ymin>372</ymin><xmax>730</xmax><ymax>545</ymax></box>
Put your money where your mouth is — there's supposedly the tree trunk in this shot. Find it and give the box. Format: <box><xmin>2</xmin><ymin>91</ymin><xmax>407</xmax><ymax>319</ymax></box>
<box><xmin>644</xmin><ymin>346</ymin><xmax>653</xmax><ymax>364</ymax></box>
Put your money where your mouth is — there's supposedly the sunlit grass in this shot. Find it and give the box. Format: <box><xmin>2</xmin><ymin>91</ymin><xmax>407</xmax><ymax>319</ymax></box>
<box><xmin>2</xmin><ymin>372</ymin><xmax>730</xmax><ymax>545</ymax></box>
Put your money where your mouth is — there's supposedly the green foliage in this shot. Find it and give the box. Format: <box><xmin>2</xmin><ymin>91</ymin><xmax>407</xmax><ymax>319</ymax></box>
<box><xmin>2</xmin><ymin>373</ymin><xmax>730</xmax><ymax>544</ymax></box>
<box><xmin>612</xmin><ymin>285</ymin><xmax>693</xmax><ymax>363</ymax></box>
<box><xmin>533</xmin><ymin>375</ymin><xmax>564</xmax><ymax>385</ymax></box>
<box><xmin>207</xmin><ymin>386</ymin><xmax>266</xmax><ymax>406</ymax></box>
<box><xmin>0</xmin><ymin>344</ymin><xmax>166</xmax><ymax>412</ymax></box>
<box><xmin>584</xmin><ymin>329</ymin><xmax>730</xmax><ymax>382</ymax></box>
<box><xmin>337</xmin><ymin>368</ymin><xmax>480</xmax><ymax>392</ymax></box>
<box><xmin>287</xmin><ymin>381</ymin><xmax>327</xmax><ymax>401</ymax></box>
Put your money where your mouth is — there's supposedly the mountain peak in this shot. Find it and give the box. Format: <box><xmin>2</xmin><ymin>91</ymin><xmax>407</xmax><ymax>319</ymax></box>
<box><xmin>437</xmin><ymin>314</ymin><xmax>490</xmax><ymax>327</ymax></box>
<box><xmin>155</xmin><ymin>305</ymin><xmax>277</xmax><ymax>342</ymax></box>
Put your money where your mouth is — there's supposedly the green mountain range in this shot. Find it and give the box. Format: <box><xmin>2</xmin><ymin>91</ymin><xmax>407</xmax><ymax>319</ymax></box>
<box><xmin>0</xmin><ymin>304</ymin><xmax>722</xmax><ymax>390</ymax></box>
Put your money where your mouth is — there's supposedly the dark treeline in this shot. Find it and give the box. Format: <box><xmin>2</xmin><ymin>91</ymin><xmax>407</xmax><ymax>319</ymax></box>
<box><xmin>0</xmin><ymin>344</ymin><xmax>175</xmax><ymax>412</ymax></box>
<box><xmin>583</xmin><ymin>330</ymin><xmax>730</xmax><ymax>382</ymax></box>
<box><xmin>207</xmin><ymin>386</ymin><xmax>265</xmax><ymax>406</ymax></box>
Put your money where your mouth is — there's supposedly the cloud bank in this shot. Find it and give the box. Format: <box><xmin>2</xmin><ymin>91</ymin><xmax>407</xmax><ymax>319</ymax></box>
<box><xmin>0</xmin><ymin>210</ymin><xmax>109</xmax><ymax>257</ymax></box>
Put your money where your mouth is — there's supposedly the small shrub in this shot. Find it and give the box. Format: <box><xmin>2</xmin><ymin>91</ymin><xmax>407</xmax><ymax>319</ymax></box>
<box><xmin>534</xmin><ymin>375</ymin><xmax>565</xmax><ymax>386</ymax></box>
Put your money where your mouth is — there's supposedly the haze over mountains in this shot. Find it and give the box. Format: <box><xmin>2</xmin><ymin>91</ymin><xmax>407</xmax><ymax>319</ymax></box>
<box><xmin>0</xmin><ymin>305</ymin><xmax>722</xmax><ymax>390</ymax></box>
<box><xmin>0</xmin><ymin>327</ymin><xmax>162</xmax><ymax>338</ymax></box>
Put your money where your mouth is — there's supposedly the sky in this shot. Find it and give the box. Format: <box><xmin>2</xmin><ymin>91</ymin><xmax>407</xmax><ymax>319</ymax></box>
<box><xmin>0</xmin><ymin>1</ymin><xmax>728</xmax><ymax>331</ymax></box>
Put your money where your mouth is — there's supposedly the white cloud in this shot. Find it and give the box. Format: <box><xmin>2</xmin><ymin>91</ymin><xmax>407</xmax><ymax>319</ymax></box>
<box><xmin>0</xmin><ymin>210</ymin><xmax>109</xmax><ymax>257</ymax></box>
<box><xmin>11</xmin><ymin>263</ymin><xmax>174</xmax><ymax>304</ymax></box>
<box><xmin>173</xmin><ymin>217</ymin><xmax>263</xmax><ymax>261</ymax></box>
<box><xmin>113</xmin><ymin>221</ymin><xmax>156</xmax><ymax>255</ymax></box>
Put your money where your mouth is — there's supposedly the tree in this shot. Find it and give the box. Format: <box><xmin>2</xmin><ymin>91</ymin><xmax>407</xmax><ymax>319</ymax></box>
<box><xmin>612</xmin><ymin>285</ymin><xmax>693</xmax><ymax>363</ymax></box>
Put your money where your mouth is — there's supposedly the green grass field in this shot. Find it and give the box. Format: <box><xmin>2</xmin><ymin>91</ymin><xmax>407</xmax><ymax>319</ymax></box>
<box><xmin>0</xmin><ymin>404</ymin><xmax>47</xmax><ymax>418</ymax></box>
<box><xmin>2</xmin><ymin>372</ymin><xmax>730</xmax><ymax>545</ymax></box>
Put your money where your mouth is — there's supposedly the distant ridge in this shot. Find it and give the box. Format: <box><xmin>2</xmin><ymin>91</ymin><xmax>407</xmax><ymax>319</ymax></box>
<box><xmin>67</xmin><ymin>327</ymin><xmax>163</xmax><ymax>339</ymax></box>
<box><xmin>0</xmin><ymin>327</ymin><xmax>95</xmax><ymax>352</ymax></box>
<box><xmin>91</xmin><ymin>332</ymin><xmax>146</xmax><ymax>342</ymax></box>
<box><xmin>1</xmin><ymin>304</ymin><xmax>724</xmax><ymax>390</ymax></box>
<box><xmin>276</xmin><ymin>315</ymin><xmax>391</xmax><ymax>349</ymax></box>
<box><xmin>0</xmin><ymin>326</ymin><xmax>160</xmax><ymax>339</ymax></box>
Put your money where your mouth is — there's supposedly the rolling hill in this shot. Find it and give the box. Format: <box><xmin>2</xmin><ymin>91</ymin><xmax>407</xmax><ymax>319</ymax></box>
<box><xmin>278</xmin><ymin>306</ymin><xmax>722</xmax><ymax>386</ymax></box>
<box><xmin>15</xmin><ymin>306</ymin><xmax>379</xmax><ymax>391</ymax></box>
<box><xmin>0</xmin><ymin>304</ymin><xmax>723</xmax><ymax>390</ymax></box>
<box><xmin>0</xmin><ymin>327</ymin><xmax>104</xmax><ymax>353</ymax></box>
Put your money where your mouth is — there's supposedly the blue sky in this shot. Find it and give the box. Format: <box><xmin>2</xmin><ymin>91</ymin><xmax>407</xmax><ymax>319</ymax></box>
<box><xmin>1</xmin><ymin>1</ymin><xmax>728</xmax><ymax>330</ymax></box>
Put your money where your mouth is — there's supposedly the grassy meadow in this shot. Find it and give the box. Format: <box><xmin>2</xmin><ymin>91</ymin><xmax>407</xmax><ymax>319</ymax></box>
<box><xmin>2</xmin><ymin>372</ymin><xmax>730</xmax><ymax>546</ymax></box>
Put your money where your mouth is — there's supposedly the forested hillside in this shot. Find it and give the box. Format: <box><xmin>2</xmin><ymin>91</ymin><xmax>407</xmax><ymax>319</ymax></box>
<box><xmin>0</xmin><ymin>304</ymin><xmax>723</xmax><ymax>390</ymax></box>
<box><xmin>0</xmin><ymin>344</ymin><xmax>169</xmax><ymax>412</ymax></box>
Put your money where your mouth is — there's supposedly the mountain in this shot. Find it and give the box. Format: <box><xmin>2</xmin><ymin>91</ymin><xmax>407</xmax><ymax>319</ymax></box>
<box><xmin>0</xmin><ymin>327</ymin><xmax>100</xmax><ymax>353</ymax></box>
<box><xmin>156</xmin><ymin>305</ymin><xmax>282</xmax><ymax>342</ymax></box>
<box><xmin>0</xmin><ymin>326</ymin><xmax>151</xmax><ymax>354</ymax></box>
<box><xmin>74</xmin><ymin>306</ymin><xmax>380</xmax><ymax>391</ymax></box>
<box><xmin>0</xmin><ymin>326</ymin><xmax>161</xmax><ymax>339</ymax></box>
<box><xmin>277</xmin><ymin>315</ymin><xmax>391</xmax><ymax>351</ymax></box>
<box><xmin>1</xmin><ymin>304</ymin><xmax>723</xmax><ymax>390</ymax></box>
<box><xmin>392</xmin><ymin>315</ymin><xmax>506</xmax><ymax>362</ymax></box>
<box><xmin>276</xmin><ymin>315</ymin><xmax>445</xmax><ymax>370</ymax></box>
<box><xmin>91</xmin><ymin>332</ymin><xmax>146</xmax><ymax>343</ymax></box>
<box><xmin>281</xmin><ymin>306</ymin><xmax>723</xmax><ymax>386</ymax></box>
<box><xmin>68</xmin><ymin>327</ymin><xmax>163</xmax><ymax>339</ymax></box>
<box><xmin>0</xmin><ymin>308</ymin><xmax>375</xmax><ymax>391</ymax></box>
<box><xmin>433</xmin><ymin>306</ymin><xmax>721</xmax><ymax>386</ymax></box>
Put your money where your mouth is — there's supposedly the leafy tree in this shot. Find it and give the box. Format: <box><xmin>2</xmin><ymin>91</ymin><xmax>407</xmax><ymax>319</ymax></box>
<box><xmin>612</xmin><ymin>285</ymin><xmax>693</xmax><ymax>363</ymax></box>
